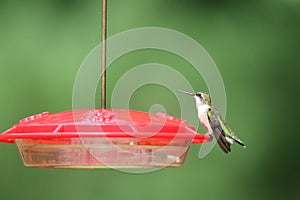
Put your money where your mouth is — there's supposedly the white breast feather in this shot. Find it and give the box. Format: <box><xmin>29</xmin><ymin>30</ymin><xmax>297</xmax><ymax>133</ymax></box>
<box><xmin>197</xmin><ymin>104</ymin><xmax>213</xmax><ymax>133</ymax></box>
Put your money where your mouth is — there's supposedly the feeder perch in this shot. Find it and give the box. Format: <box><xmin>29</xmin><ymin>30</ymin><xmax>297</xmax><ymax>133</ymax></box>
<box><xmin>0</xmin><ymin>109</ymin><xmax>210</xmax><ymax>168</ymax></box>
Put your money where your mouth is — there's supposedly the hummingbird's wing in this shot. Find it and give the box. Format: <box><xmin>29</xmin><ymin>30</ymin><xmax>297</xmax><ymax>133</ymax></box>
<box><xmin>208</xmin><ymin>107</ymin><xmax>245</xmax><ymax>153</ymax></box>
<box><xmin>207</xmin><ymin>107</ymin><xmax>231</xmax><ymax>153</ymax></box>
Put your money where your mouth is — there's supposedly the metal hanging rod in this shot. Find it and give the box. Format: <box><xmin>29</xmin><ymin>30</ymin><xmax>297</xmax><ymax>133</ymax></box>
<box><xmin>101</xmin><ymin>0</ymin><xmax>107</xmax><ymax>109</ymax></box>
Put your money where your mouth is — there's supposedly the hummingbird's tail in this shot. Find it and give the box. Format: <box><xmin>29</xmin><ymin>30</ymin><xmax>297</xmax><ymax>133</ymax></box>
<box><xmin>232</xmin><ymin>137</ymin><xmax>246</xmax><ymax>148</ymax></box>
<box><xmin>215</xmin><ymin>133</ymin><xmax>246</xmax><ymax>153</ymax></box>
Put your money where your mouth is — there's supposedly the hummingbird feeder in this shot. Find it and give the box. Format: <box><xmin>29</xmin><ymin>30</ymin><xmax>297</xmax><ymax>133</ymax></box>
<box><xmin>0</xmin><ymin>0</ymin><xmax>210</xmax><ymax>169</ymax></box>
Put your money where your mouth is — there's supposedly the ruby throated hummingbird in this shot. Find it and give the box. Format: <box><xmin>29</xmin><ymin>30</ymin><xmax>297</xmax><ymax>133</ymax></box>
<box><xmin>177</xmin><ymin>90</ymin><xmax>245</xmax><ymax>153</ymax></box>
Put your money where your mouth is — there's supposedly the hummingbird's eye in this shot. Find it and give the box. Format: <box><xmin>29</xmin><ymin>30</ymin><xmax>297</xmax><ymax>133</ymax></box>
<box><xmin>196</xmin><ymin>93</ymin><xmax>202</xmax><ymax>99</ymax></box>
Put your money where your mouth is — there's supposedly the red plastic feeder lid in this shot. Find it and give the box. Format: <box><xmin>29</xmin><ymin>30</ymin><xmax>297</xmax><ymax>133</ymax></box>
<box><xmin>0</xmin><ymin>109</ymin><xmax>210</xmax><ymax>144</ymax></box>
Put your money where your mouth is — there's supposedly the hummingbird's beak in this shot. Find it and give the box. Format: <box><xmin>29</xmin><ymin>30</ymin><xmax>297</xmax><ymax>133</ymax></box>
<box><xmin>176</xmin><ymin>90</ymin><xmax>194</xmax><ymax>96</ymax></box>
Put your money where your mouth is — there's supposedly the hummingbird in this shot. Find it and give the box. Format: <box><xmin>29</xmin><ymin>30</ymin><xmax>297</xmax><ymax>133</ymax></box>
<box><xmin>177</xmin><ymin>90</ymin><xmax>245</xmax><ymax>153</ymax></box>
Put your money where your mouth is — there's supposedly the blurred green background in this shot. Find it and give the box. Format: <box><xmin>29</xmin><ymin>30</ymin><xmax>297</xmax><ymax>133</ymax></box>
<box><xmin>0</xmin><ymin>0</ymin><xmax>299</xmax><ymax>199</ymax></box>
